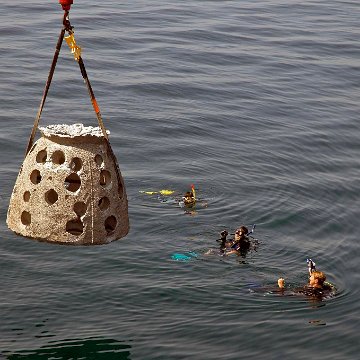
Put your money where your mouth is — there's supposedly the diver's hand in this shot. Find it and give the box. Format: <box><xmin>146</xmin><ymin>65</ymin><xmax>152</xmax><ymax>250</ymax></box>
<box><xmin>278</xmin><ymin>278</ymin><xmax>285</xmax><ymax>288</ymax></box>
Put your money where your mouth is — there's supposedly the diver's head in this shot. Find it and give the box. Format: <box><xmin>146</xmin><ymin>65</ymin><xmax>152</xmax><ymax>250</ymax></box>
<box><xmin>183</xmin><ymin>191</ymin><xmax>195</xmax><ymax>206</ymax></box>
<box><xmin>234</xmin><ymin>226</ymin><xmax>248</xmax><ymax>241</ymax></box>
<box><xmin>309</xmin><ymin>271</ymin><xmax>326</xmax><ymax>288</ymax></box>
<box><xmin>239</xmin><ymin>226</ymin><xmax>248</xmax><ymax>235</ymax></box>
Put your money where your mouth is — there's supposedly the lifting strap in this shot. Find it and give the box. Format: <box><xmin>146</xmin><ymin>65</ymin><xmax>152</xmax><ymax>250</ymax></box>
<box><xmin>25</xmin><ymin>10</ymin><xmax>108</xmax><ymax>157</ymax></box>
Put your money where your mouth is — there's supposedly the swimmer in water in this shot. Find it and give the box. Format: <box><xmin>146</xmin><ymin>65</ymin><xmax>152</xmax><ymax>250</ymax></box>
<box><xmin>225</xmin><ymin>226</ymin><xmax>251</xmax><ymax>256</ymax></box>
<box><xmin>182</xmin><ymin>184</ymin><xmax>196</xmax><ymax>207</ymax></box>
<box><xmin>278</xmin><ymin>261</ymin><xmax>334</xmax><ymax>299</ymax></box>
<box><xmin>141</xmin><ymin>184</ymin><xmax>197</xmax><ymax>206</ymax></box>
<box><xmin>207</xmin><ymin>225</ymin><xmax>256</xmax><ymax>257</ymax></box>
<box><xmin>234</xmin><ymin>226</ymin><xmax>249</xmax><ymax>242</ymax></box>
<box><xmin>301</xmin><ymin>270</ymin><xmax>333</xmax><ymax>297</ymax></box>
<box><xmin>183</xmin><ymin>191</ymin><xmax>195</xmax><ymax>206</ymax></box>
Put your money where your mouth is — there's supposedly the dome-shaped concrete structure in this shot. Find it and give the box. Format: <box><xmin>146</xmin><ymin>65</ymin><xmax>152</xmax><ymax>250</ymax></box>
<box><xmin>7</xmin><ymin>124</ymin><xmax>129</xmax><ymax>245</ymax></box>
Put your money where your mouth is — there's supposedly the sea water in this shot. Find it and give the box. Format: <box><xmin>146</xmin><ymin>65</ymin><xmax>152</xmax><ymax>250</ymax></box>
<box><xmin>0</xmin><ymin>1</ymin><xmax>359</xmax><ymax>358</ymax></box>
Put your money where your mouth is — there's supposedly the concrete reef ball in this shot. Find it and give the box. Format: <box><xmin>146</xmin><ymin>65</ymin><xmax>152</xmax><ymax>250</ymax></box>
<box><xmin>7</xmin><ymin>124</ymin><xmax>129</xmax><ymax>245</ymax></box>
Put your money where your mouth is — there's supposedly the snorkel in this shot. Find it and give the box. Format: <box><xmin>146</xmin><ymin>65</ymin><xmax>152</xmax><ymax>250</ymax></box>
<box><xmin>307</xmin><ymin>258</ymin><xmax>316</xmax><ymax>276</ymax></box>
<box><xmin>191</xmin><ymin>184</ymin><xmax>196</xmax><ymax>201</ymax></box>
<box><xmin>230</xmin><ymin>224</ymin><xmax>256</xmax><ymax>238</ymax></box>
<box><xmin>247</xmin><ymin>224</ymin><xmax>256</xmax><ymax>237</ymax></box>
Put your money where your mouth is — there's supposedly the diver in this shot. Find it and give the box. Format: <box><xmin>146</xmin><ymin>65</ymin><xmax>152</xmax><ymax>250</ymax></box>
<box><xmin>218</xmin><ymin>225</ymin><xmax>257</xmax><ymax>257</ymax></box>
<box><xmin>182</xmin><ymin>191</ymin><xmax>195</xmax><ymax>207</ymax></box>
<box><xmin>181</xmin><ymin>184</ymin><xmax>196</xmax><ymax>208</ymax></box>
<box><xmin>205</xmin><ymin>224</ymin><xmax>256</xmax><ymax>257</ymax></box>
<box><xmin>277</xmin><ymin>259</ymin><xmax>335</xmax><ymax>299</ymax></box>
<box><xmin>225</xmin><ymin>226</ymin><xmax>250</xmax><ymax>256</ymax></box>
<box><xmin>140</xmin><ymin>184</ymin><xmax>195</xmax><ymax>206</ymax></box>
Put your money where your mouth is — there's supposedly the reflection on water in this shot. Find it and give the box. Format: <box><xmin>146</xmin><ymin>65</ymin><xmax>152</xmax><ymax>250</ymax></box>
<box><xmin>3</xmin><ymin>337</ymin><xmax>131</xmax><ymax>360</ymax></box>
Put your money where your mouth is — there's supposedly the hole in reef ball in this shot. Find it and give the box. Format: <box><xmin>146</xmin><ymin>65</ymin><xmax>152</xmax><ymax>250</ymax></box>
<box><xmin>64</xmin><ymin>173</ymin><xmax>81</xmax><ymax>192</ymax></box>
<box><xmin>74</xmin><ymin>202</ymin><xmax>87</xmax><ymax>217</ymax></box>
<box><xmin>23</xmin><ymin>191</ymin><xmax>31</xmax><ymax>202</ymax></box>
<box><xmin>105</xmin><ymin>215</ymin><xmax>117</xmax><ymax>235</ymax></box>
<box><xmin>70</xmin><ymin>157</ymin><xmax>82</xmax><ymax>172</ymax></box>
<box><xmin>45</xmin><ymin>189</ymin><xmax>58</xmax><ymax>205</ymax></box>
<box><xmin>52</xmin><ymin>150</ymin><xmax>65</xmax><ymax>165</ymax></box>
<box><xmin>94</xmin><ymin>154</ymin><xmax>103</xmax><ymax>166</ymax></box>
<box><xmin>36</xmin><ymin>149</ymin><xmax>47</xmax><ymax>164</ymax></box>
<box><xmin>100</xmin><ymin>170</ymin><xmax>111</xmax><ymax>187</ymax></box>
<box><xmin>98</xmin><ymin>197</ymin><xmax>110</xmax><ymax>210</ymax></box>
<box><xmin>21</xmin><ymin>211</ymin><xmax>31</xmax><ymax>226</ymax></box>
<box><xmin>66</xmin><ymin>219</ymin><xmax>84</xmax><ymax>236</ymax></box>
<box><xmin>30</xmin><ymin>169</ymin><xmax>42</xmax><ymax>184</ymax></box>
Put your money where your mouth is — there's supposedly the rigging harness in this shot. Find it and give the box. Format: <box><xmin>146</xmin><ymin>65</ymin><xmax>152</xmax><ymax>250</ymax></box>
<box><xmin>26</xmin><ymin>0</ymin><xmax>109</xmax><ymax>156</ymax></box>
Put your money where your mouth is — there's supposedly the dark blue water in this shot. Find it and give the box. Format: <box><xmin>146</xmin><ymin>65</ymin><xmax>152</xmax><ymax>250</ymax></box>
<box><xmin>1</xmin><ymin>1</ymin><xmax>359</xmax><ymax>358</ymax></box>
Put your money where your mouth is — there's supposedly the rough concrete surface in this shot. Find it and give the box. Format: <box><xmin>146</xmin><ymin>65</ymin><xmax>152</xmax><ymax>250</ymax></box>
<box><xmin>7</xmin><ymin>124</ymin><xmax>129</xmax><ymax>245</ymax></box>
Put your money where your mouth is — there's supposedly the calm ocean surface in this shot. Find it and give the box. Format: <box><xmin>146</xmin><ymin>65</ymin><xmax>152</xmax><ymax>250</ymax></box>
<box><xmin>1</xmin><ymin>0</ymin><xmax>359</xmax><ymax>358</ymax></box>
